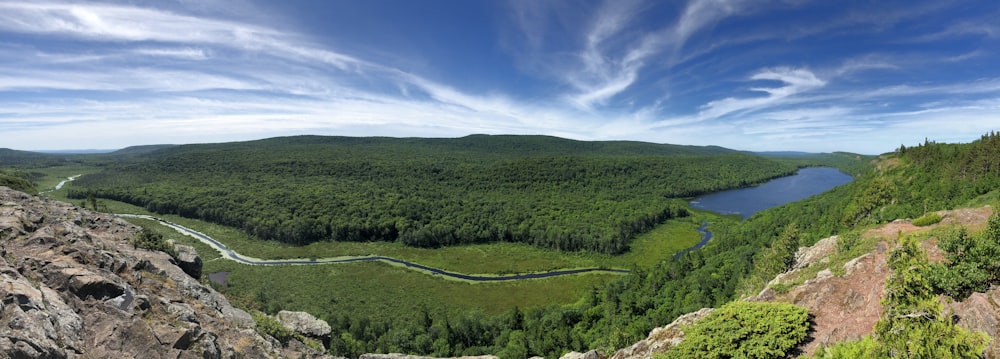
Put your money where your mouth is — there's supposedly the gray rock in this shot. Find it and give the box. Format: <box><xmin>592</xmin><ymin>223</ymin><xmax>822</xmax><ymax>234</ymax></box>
<box><xmin>277</xmin><ymin>310</ymin><xmax>333</xmax><ymax>338</ymax></box>
<box><xmin>0</xmin><ymin>187</ymin><xmax>324</xmax><ymax>358</ymax></box>
<box><xmin>173</xmin><ymin>244</ymin><xmax>203</xmax><ymax>279</ymax></box>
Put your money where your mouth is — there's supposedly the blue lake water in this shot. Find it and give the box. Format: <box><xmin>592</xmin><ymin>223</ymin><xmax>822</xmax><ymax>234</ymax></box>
<box><xmin>690</xmin><ymin>167</ymin><xmax>853</xmax><ymax>219</ymax></box>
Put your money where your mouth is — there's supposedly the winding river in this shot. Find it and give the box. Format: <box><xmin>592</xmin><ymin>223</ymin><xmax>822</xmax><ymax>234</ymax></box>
<box><xmin>116</xmin><ymin>214</ymin><xmax>629</xmax><ymax>281</ymax></box>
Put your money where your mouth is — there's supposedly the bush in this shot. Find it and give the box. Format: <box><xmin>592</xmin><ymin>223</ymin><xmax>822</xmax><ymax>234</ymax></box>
<box><xmin>836</xmin><ymin>231</ymin><xmax>862</xmax><ymax>253</ymax></box>
<box><xmin>912</xmin><ymin>213</ymin><xmax>943</xmax><ymax>226</ymax></box>
<box><xmin>251</xmin><ymin>311</ymin><xmax>296</xmax><ymax>344</ymax></box>
<box><xmin>131</xmin><ymin>228</ymin><xmax>177</xmax><ymax>258</ymax></box>
<box><xmin>658</xmin><ymin>301</ymin><xmax>811</xmax><ymax>359</ymax></box>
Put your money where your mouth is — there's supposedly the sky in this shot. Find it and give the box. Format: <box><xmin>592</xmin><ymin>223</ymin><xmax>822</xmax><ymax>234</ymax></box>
<box><xmin>1</xmin><ymin>1</ymin><xmax>999</xmax><ymax>154</ymax></box>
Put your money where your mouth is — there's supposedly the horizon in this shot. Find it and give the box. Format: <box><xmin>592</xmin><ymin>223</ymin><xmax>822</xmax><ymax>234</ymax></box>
<box><xmin>4</xmin><ymin>132</ymin><xmax>916</xmax><ymax>156</ymax></box>
<box><xmin>2</xmin><ymin>1</ymin><xmax>999</xmax><ymax>153</ymax></box>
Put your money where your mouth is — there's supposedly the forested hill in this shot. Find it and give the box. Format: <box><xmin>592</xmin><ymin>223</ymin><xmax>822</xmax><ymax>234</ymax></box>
<box><xmin>134</xmin><ymin>134</ymin><xmax>739</xmax><ymax>159</ymax></box>
<box><xmin>0</xmin><ymin>148</ymin><xmax>78</xmax><ymax>167</ymax></box>
<box><xmin>69</xmin><ymin>135</ymin><xmax>795</xmax><ymax>254</ymax></box>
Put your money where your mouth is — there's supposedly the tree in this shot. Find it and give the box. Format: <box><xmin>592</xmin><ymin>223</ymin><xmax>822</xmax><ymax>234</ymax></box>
<box><xmin>874</xmin><ymin>236</ymin><xmax>986</xmax><ymax>359</ymax></box>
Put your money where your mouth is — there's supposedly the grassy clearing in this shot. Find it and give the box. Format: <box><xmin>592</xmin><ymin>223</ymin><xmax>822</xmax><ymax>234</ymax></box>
<box><xmin>204</xmin><ymin>257</ymin><xmax>616</xmax><ymax>320</ymax></box>
<box><xmin>31</xmin><ymin>164</ymin><xmax>102</xmax><ymax>192</ymax></box>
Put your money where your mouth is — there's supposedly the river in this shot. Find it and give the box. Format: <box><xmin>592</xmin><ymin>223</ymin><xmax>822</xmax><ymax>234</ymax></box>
<box><xmin>689</xmin><ymin>167</ymin><xmax>853</xmax><ymax>219</ymax></box>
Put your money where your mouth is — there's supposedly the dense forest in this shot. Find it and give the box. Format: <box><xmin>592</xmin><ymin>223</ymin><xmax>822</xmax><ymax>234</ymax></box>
<box><xmin>67</xmin><ymin>135</ymin><xmax>799</xmax><ymax>254</ymax></box>
<box><xmin>229</xmin><ymin>132</ymin><xmax>997</xmax><ymax>358</ymax></box>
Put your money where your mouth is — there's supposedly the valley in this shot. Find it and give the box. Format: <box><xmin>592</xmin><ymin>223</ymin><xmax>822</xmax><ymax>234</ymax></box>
<box><xmin>3</xmin><ymin>133</ymin><xmax>998</xmax><ymax>358</ymax></box>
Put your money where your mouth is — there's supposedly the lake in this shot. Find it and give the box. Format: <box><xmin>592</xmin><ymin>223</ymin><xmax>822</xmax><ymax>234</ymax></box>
<box><xmin>690</xmin><ymin>167</ymin><xmax>853</xmax><ymax>219</ymax></box>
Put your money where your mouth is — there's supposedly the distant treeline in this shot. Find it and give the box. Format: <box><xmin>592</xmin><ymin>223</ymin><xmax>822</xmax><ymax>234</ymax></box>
<box><xmin>68</xmin><ymin>135</ymin><xmax>797</xmax><ymax>254</ymax></box>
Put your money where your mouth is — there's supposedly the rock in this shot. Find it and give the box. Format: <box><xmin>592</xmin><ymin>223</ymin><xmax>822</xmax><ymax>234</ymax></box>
<box><xmin>608</xmin><ymin>308</ymin><xmax>715</xmax><ymax>359</ymax></box>
<box><xmin>560</xmin><ymin>350</ymin><xmax>603</xmax><ymax>359</ymax></box>
<box><xmin>793</xmin><ymin>235</ymin><xmax>838</xmax><ymax>270</ymax></box>
<box><xmin>0</xmin><ymin>186</ymin><xmax>324</xmax><ymax>358</ymax></box>
<box><xmin>277</xmin><ymin>310</ymin><xmax>333</xmax><ymax>339</ymax></box>
<box><xmin>173</xmin><ymin>243</ymin><xmax>202</xmax><ymax>279</ymax></box>
<box><xmin>64</xmin><ymin>267</ymin><xmax>126</xmax><ymax>300</ymax></box>
<box><xmin>949</xmin><ymin>290</ymin><xmax>1000</xmax><ymax>358</ymax></box>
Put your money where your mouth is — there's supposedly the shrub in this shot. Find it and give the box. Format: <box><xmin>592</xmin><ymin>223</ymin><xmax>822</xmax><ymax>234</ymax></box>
<box><xmin>912</xmin><ymin>213</ymin><xmax>943</xmax><ymax>226</ymax></box>
<box><xmin>131</xmin><ymin>228</ymin><xmax>178</xmax><ymax>258</ymax></box>
<box><xmin>836</xmin><ymin>231</ymin><xmax>862</xmax><ymax>253</ymax></box>
<box><xmin>251</xmin><ymin>311</ymin><xmax>296</xmax><ymax>344</ymax></box>
<box><xmin>658</xmin><ymin>301</ymin><xmax>811</xmax><ymax>359</ymax></box>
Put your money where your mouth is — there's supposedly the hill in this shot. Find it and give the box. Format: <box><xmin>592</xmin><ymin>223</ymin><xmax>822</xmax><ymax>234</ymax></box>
<box><xmin>108</xmin><ymin>144</ymin><xmax>177</xmax><ymax>156</ymax></box>
<box><xmin>0</xmin><ymin>148</ymin><xmax>76</xmax><ymax>167</ymax></box>
<box><xmin>67</xmin><ymin>135</ymin><xmax>798</xmax><ymax>254</ymax></box>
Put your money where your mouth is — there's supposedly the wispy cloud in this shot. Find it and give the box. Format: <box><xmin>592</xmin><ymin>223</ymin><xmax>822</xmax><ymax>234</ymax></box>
<box><xmin>696</xmin><ymin>67</ymin><xmax>826</xmax><ymax>120</ymax></box>
<box><xmin>0</xmin><ymin>0</ymin><xmax>997</xmax><ymax>154</ymax></box>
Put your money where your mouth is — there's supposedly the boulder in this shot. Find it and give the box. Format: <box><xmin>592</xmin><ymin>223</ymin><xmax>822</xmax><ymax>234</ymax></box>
<box><xmin>277</xmin><ymin>310</ymin><xmax>332</xmax><ymax>339</ymax></box>
<box><xmin>559</xmin><ymin>350</ymin><xmax>603</xmax><ymax>359</ymax></box>
<box><xmin>173</xmin><ymin>244</ymin><xmax>203</xmax><ymax>279</ymax></box>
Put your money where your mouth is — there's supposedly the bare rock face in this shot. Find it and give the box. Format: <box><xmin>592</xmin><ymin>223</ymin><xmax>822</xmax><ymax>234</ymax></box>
<box><xmin>0</xmin><ymin>186</ymin><xmax>316</xmax><ymax>358</ymax></box>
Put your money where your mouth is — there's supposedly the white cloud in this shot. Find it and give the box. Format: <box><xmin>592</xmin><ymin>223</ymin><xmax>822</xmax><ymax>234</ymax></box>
<box><xmin>133</xmin><ymin>47</ymin><xmax>210</xmax><ymax>60</ymax></box>
<box><xmin>696</xmin><ymin>67</ymin><xmax>825</xmax><ymax>120</ymax></box>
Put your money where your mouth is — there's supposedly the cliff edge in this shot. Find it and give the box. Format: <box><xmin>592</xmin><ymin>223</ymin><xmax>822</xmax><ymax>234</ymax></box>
<box><xmin>0</xmin><ymin>186</ymin><xmax>326</xmax><ymax>358</ymax></box>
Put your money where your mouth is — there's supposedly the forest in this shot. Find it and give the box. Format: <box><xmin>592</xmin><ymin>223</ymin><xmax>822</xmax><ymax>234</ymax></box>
<box><xmin>249</xmin><ymin>132</ymin><xmax>997</xmax><ymax>358</ymax></box>
<box><xmin>66</xmin><ymin>135</ymin><xmax>799</xmax><ymax>254</ymax></box>
<box><xmin>7</xmin><ymin>133</ymin><xmax>999</xmax><ymax>357</ymax></box>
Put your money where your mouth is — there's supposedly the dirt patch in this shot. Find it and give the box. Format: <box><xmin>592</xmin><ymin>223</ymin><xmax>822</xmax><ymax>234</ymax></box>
<box><xmin>865</xmin><ymin>206</ymin><xmax>994</xmax><ymax>240</ymax></box>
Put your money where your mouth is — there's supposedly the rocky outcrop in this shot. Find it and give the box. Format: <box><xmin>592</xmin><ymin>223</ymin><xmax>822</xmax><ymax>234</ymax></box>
<box><xmin>0</xmin><ymin>186</ymin><xmax>320</xmax><ymax>358</ymax></box>
<box><xmin>949</xmin><ymin>288</ymin><xmax>1000</xmax><ymax>358</ymax></box>
<box><xmin>611</xmin><ymin>206</ymin><xmax>997</xmax><ymax>358</ymax></box>
<box><xmin>172</xmin><ymin>242</ymin><xmax>203</xmax><ymax>279</ymax></box>
<box><xmin>277</xmin><ymin>310</ymin><xmax>332</xmax><ymax>338</ymax></box>
<box><xmin>277</xmin><ymin>310</ymin><xmax>333</xmax><ymax>343</ymax></box>
<box><xmin>606</xmin><ymin>308</ymin><xmax>714</xmax><ymax>359</ymax></box>
<box><xmin>559</xmin><ymin>350</ymin><xmax>603</xmax><ymax>359</ymax></box>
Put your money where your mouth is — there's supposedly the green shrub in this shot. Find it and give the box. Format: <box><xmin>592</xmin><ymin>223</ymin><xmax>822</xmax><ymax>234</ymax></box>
<box><xmin>131</xmin><ymin>228</ymin><xmax>178</xmax><ymax>258</ymax></box>
<box><xmin>835</xmin><ymin>231</ymin><xmax>862</xmax><ymax>253</ymax></box>
<box><xmin>912</xmin><ymin>213</ymin><xmax>943</xmax><ymax>226</ymax></box>
<box><xmin>251</xmin><ymin>311</ymin><xmax>296</xmax><ymax>344</ymax></box>
<box><xmin>809</xmin><ymin>336</ymin><xmax>879</xmax><ymax>358</ymax></box>
<box><xmin>658</xmin><ymin>301</ymin><xmax>811</xmax><ymax>359</ymax></box>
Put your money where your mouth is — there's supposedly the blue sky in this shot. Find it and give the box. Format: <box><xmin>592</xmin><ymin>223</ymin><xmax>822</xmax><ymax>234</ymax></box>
<box><xmin>1</xmin><ymin>0</ymin><xmax>999</xmax><ymax>153</ymax></box>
